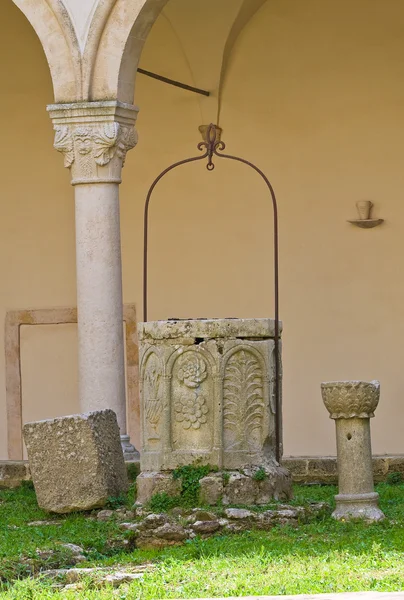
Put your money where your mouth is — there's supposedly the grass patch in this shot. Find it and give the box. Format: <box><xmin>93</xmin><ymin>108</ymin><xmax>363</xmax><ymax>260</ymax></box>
<box><xmin>1</xmin><ymin>483</ymin><xmax>404</xmax><ymax>598</ymax></box>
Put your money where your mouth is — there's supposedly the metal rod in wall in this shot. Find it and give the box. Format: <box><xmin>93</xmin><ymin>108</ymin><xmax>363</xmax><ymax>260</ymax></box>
<box><xmin>137</xmin><ymin>68</ymin><xmax>210</xmax><ymax>97</ymax></box>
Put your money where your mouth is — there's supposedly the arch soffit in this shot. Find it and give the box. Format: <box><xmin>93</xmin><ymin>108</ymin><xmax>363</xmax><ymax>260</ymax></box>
<box><xmin>88</xmin><ymin>0</ymin><xmax>169</xmax><ymax>103</ymax></box>
<box><xmin>217</xmin><ymin>0</ymin><xmax>268</xmax><ymax>119</ymax></box>
<box><xmin>87</xmin><ymin>0</ymin><xmax>268</xmax><ymax>107</ymax></box>
<box><xmin>11</xmin><ymin>0</ymin><xmax>82</xmax><ymax>102</ymax></box>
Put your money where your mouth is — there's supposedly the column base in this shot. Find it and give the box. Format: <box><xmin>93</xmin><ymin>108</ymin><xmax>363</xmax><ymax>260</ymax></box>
<box><xmin>333</xmin><ymin>491</ymin><xmax>385</xmax><ymax>522</ymax></box>
<box><xmin>120</xmin><ymin>435</ymin><xmax>139</xmax><ymax>462</ymax></box>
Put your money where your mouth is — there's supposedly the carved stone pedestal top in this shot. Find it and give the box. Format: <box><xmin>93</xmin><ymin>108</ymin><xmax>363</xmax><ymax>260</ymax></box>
<box><xmin>321</xmin><ymin>380</ymin><xmax>380</xmax><ymax>419</ymax></box>
<box><xmin>138</xmin><ymin>318</ymin><xmax>281</xmax><ymax>342</ymax></box>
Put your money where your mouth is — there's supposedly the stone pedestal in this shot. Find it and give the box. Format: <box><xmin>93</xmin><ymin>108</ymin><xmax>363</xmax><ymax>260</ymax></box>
<box><xmin>137</xmin><ymin>319</ymin><xmax>291</xmax><ymax>504</ymax></box>
<box><xmin>321</xmin><ymin>380</ymin><xmax>384</xmax><ymax>522</ymax></box>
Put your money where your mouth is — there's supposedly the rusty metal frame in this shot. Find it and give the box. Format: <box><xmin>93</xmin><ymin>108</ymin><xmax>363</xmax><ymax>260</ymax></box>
<box><xmin>143</xmin><ymin>124</ymin><xmax>281</xmax><ymax>461</ymax></box>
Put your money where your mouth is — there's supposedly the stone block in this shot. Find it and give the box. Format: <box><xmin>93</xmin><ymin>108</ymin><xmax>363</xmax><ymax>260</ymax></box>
<box><xmin>23</xmin><ymin>410</ymin><xmax>128</xmax><ymax>513</ymax></box>
<box><xmin>386</xmin><ymin>457</ymin><xmax>404</xmax><ymax>475</ymax></box>
<box><xmin>199</xmin><ymin>475</ymin><xmax>224</xmax><ymax>505</ymax></box>
<box><xmin>0</xmin><ymin>461</ymin><xmax>31</xmax><ymax>489</ymax></box>
<box><xmin>281</xmin><ymin>457</ymin><xmax>308</xmax><ymax>480</ymax></box>
<box><xmin>306</xmin><ymin>457</ymin><xmax>338</xmax><ymax>484</ymax></box>
<box><xmin>136</xmin><ymin>472</ymin><xmax>181</xmax><ymax>504</ymax></box>
<box><xmin>223</xmin><ymin>473</ymin><xmax>258</xmax><ymax>505</ymax></box>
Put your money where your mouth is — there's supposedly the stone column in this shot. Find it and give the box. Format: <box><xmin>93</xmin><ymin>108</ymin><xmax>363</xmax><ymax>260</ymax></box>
<box><xmin>47</xmin><ymin>101</ymin><xmax>139</xmax><ymax>460</ymax></box>
<box><xmin>321</xmin><ymin>380</ymin><xmax>384</xmax><ymax>522</ymax></box>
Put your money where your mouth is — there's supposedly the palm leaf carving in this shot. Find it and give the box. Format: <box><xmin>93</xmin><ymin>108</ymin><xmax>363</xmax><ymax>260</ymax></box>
<box><xmin>223</xmin><ymin>350</ymin><xmax>264</xmax><ymax>451</ymax></box>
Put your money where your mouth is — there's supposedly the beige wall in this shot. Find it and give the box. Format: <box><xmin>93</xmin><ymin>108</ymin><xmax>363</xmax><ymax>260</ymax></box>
<box><xmin>20</xmin><ymin>324</ymin><xmax>79</xmax><ymax>458</ymax></box>
<box><xmin>0</xmin><ymin>3</ymin><xmax>76</xmax><ymax>459</ymax></box>
<box><xmin>1</xmin><ymin>0</ymin><xmax>404</xmax><ymax>459</ymax></box>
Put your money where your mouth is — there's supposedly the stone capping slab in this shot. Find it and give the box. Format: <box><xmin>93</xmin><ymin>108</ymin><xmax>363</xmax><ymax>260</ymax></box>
<box><xmin>5</xmin><ymin>305</ymin><xmax>139</xmax><ymax>461</ymax></box>
<box><xmin>138</xmin><ymin>318</ymin><xmax>282</xmax><ymax>342</ymax></box>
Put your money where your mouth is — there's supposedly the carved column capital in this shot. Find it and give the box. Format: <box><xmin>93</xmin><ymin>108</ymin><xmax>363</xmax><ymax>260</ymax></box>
<box><xmin>47</xmin><ymin>101</ymin><xmax>138</xmax><ymax>185</ymax></box>
<box><xmin>321</xmin><ymin>380</ymin><xmax>380</xmax><ymax>419</ymax></box>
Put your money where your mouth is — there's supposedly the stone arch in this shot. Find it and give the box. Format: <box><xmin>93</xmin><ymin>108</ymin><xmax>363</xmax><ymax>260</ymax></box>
<box><xmin>11</xmin><ymin>0</ymin><xmax>81</xmax><ymax>102</ymax></box>
<box><xmin>88</xmin><ymin>0</ymin><xmax>169</xmax><ymax>103</ymax></box>
<box><xmin>87</xmin><ymin>0</ymin><xmax>267</xmax><ymax>108</ymax></box>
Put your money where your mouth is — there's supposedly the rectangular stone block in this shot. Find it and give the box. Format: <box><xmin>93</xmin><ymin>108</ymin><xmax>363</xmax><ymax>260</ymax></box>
<box><xmin>0</xmin><ymin>461</ymin><xmax>31</xmax><ymax>489</ymax></box>
<box><xmin>23</xmin><ymin>409</ymin><xmax>128</xmax><ymax>513</ymax></box>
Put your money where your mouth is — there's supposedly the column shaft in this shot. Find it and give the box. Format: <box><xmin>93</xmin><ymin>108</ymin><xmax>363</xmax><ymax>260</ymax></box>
<box><xmin>75</xmin><ymin>183</ymin><xmax>126</xmax><ymax>434</ymax></box>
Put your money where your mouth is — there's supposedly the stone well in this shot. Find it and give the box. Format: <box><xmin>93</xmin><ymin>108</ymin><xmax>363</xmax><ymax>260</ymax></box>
<box><xmin>137</xmin><ymin>319</ymin><xmax>291</xmax><ymax>504</ymax></box>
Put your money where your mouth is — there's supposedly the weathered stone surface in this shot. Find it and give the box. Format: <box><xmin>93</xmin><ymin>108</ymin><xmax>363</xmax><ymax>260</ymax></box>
<box><xmin>28</xmin><ymin>520</ymin><xmax>62</xmax><ymax>527</ymax></box>
<box><xmin>143</xmin><ymin>514</ymin><xmax>169</xmax><ymax>529</ymax></box>
<box><xmin>0</xmin><ymin>461</ymin><xmax>31</xmax><ymax>489</ymax></box>
<box><xmin>138</xmin><ymin>319</ymin><xmax>288</xmax><ymax>491</ymax></box>
<box><xmin>103</xmin><ymin>572</ymin><xmax>143</xmax><ymax>586</ymax></box>
<box><xmin>223</xmin><ymin>473</ymin><xmax>258</xmax><ymax>505</ymax></box>
<box><xmin>154</xmin><ymin>523</ymin><xmax>187</xmax><ymax>541</ymax></box>
<box><xmin>322</xmin><ymin>380</ymin><xmax>380</xmax><ymax>420</ymax></box>
<box><xmin>199</xmin><ymin>475</ymin><xmax>224</xmax><ymax>505</ymax></box>
<box><xmin>97</xmin><ymin>510</ymin><xmax>115</xmax><ymax>521</ymax></box>
<box><xmin>321</xmin><ymin>381</ymin><xmax>384</xmax><ymax>522</ymax></box>
<box><xmin>192</xmin><ymin>520</ymin><xmax>221</xmax><ymax>533</ymax></box>
<box><xmin>136</xmin><ymin>472</ymin><xmax>181</xmax><ymax>504</ymax></box>
<box><xmin>191</xmin><ymin>509</ymin><xmax>217</xmax><ymax>522</ymax></box>
<box><xmin>138</xmin><ymin>319</ymin><xmax>281</xmax><ymax>343</ymax></box>
<box><xmin>224</xmin><ymin>508</ymin><xmax>255</xmax><ymax>519</ymax></box>
<box><xmin>23</xmin><ymin>410</ymin><xmax>128</xmax><ymax>513</ymax></box>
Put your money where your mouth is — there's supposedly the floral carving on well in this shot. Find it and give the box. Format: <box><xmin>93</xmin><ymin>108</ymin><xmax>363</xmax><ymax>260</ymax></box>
<box><xmin>174</xmin><ymin>354</ymin><xmax>209</xmax><ymax>430</ymax></box>
<box><xmin>321</xmin><ymin>380</ymin><xmax>380</xmax><ymax>419</ymax></box>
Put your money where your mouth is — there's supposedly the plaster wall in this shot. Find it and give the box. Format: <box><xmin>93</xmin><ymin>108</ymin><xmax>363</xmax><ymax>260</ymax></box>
<box><xmin>0</xmin><ymin>3</ymin><xmax>76</xmax><ymax>459</ymax></box>
<box><xmin>1</xmin><ymin>0</ymin><xmax>404</xmax><ymax>458</ymax></box>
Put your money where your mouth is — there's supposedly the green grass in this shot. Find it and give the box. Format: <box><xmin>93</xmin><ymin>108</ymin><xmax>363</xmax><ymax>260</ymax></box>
<box><xmin>1</xmin><ymin>482</ymin><xmax>404</xmax><ymax>598</ymax></box>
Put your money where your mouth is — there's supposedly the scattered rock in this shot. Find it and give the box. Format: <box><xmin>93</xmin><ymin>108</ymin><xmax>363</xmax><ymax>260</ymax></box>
<box><xmin>114</xmin><ymin>508</ymin><xmax>135</xmax><ymax>521</ymax></box>
<box><xmin>192</xmin><ymin>509</ymin><xmax>216</xmax><ymax>521</ymax></box>
<box><xmin>224</xmin><ymin>508</ymin><xmax>255</xmax><ymax>520</ymax></box>
<box><xmin>63</xmin><ymin>583</ymin><xmax>83</xmax><ymax>590</ymax></box>
<box><xmin>102</xmin><ymin>571</ymin><xmax>144</xmax><ymax>586</ymax></box>
<box><xmin>28</xmin><ymin>520</ymin><xmax>62</xmax><ymax>527</ymax></box>
<box><xmin>65</xmin><ymin>568</ymin><xmax>100</xmax><ymax>583</ymax></box>
<box><xmin>97</xmin><ymin>510</ymin><xmax>115</xmax><ymax>521</ymax></box>
<box><xmin>120</xmin><ymin>522</ymin><xmax>141</xmax><ymax>532</ymax></box>
<box><xmin>192</xmin><ymin>520</ymin><xmax>221</xmax><ymax>534</ymax></box>
<box><xmin>60</xmin><ymin>543</ymin><xmax>84</xmax><ymax>555</ymax></box>
<box><xmin>143</xmin><ymin>513</ymin><xmax>168</xmax><ymax>529</ymax></box>
<box><xmin>154</xmin><ymin>523</ymin><xmax>187</xmax><ymax>541</ymax></box>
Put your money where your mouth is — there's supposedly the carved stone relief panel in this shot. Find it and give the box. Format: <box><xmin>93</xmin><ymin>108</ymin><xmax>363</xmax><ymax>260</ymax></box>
<box><xmin>223</xmin><ymin>348</ymin><xmax>265</xmax><ymax>453</ymax></box>
<box><xmin>171</xmin><ymin>350</ymin><xmax>214</xmax><ymax>453</ymax></box>
<box><xmin>141</xmin><ymin>351</ymin><xmax>163</xmax><ymax>449</ymax></box>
